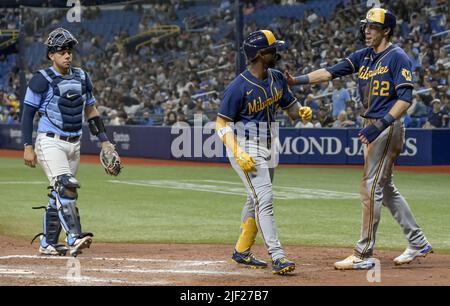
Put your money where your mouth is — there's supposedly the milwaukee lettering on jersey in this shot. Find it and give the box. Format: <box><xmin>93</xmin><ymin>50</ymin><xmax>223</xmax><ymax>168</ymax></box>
<box><xmin>217</xmin><ymin>68</ymin><xmax>297</xmax><ymax>138</ymax></box>
<box><xmin>248</xmin><ymin>87</ymin><xmax>283</xmax><ymax>114</ymax></box>
<box><xmin>358</xmin><ymin>65</ymin><xmax>389</xmax><ymax>80</ymax></box>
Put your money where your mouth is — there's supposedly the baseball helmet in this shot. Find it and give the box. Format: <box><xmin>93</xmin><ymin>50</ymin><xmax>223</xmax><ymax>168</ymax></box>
<box><xmin>360</xmin><ymin>8</ymin><xmax>396</xmax><ymax>41</ymax></box>
<box><xmin>242</xmin><ymin>30</ymin><xmax>286</xmax><ymax>62</ymax></box>
<box><xmin>45</xmin><ymin>28</ymin><xmax>78</xmax><ymax>59</ymax></box>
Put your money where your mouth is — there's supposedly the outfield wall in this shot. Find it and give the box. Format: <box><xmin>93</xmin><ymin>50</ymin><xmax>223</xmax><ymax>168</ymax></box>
<box><xmin>1</xmin><ymin>124</ymin><xmax>449</xmax><ymax>165</ymax></box>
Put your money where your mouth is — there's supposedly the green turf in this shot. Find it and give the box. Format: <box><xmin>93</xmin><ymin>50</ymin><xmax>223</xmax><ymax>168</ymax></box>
<box><xmin>1</xmin><ymin>157</ymin><xmax>449</xmax><ymax>252</ymax></box>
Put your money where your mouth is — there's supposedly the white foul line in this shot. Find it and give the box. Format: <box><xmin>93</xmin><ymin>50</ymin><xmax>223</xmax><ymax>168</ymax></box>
<box><xmin>0</xmin><ymin>268</ymin><xmax>35</xmax><ymax>275</ymax></box>
<box><xmin>85</xmin><ymin>267</ymin><xmax>242</xmax><ymax>276</ymax></box>
<box><xmin>0</xmin><ymin>273</ymin><xmax>170</xmax><ymax>286</ymax></box>
<box><xmin>0</xmin><ymin>255</ymin><xmax>226</xmax><ymax>265</ymax></box>
<box><xmin>0</xmin><ymin>181</ymin><xmax>46</xmax><ymax>185</ymax></box>
<box><xmin>109</xmin><ymin>179</ymin><xmax>360</xmax><ymax>200</ymax></box>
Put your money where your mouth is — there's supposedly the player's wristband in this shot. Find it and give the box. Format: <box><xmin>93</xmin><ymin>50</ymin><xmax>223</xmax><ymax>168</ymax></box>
<box><xmin>88</xmin><ymin>116</ymin><xmax>109</xmax><ymax>142</ymax></box>
<box><xmin>374</xmin><ymin>113</ymin><xmax>395</xmax><ymax>131</ymax></box>
<box><xmin>97</xmin><ymin>132</ymin><xmax>109</xmax><ymax>142</ymax></box>
<box><xmin>217</xmin><ymin>126</ymin><xmax>233</xmax><ymax>140</ymax></box>
<box><xmin>293</xmin><ymin>75</ymin><xmax>310</xmax><ymax>85</ymax></box>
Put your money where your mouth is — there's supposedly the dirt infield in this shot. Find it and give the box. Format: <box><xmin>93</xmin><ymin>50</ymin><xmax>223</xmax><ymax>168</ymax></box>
<box><xmin>0</xmin><ymin>235</ymin><xmax>449</xmax><ymax>286</ymax></box>
<box><xmin>1</xmin><ymin>149</ymin><xmax>450</xmax><ymax>173</ymax></box>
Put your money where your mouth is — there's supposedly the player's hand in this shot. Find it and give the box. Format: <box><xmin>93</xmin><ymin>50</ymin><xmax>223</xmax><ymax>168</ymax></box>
<box><xmin>23</xmin><ymin>145</ymin><xmax>37</xmax><ymax>168</ymax></box>
<box><xmin>358</xmin><ymin>124</ymin><xmax>381</xmax><ymax>144</ymax></box>
<box><xmin>284</xmin><ymin>71</ymin><xmax>295</xmax><ymax>88</ymax></box>
<box><xmin>299</xmin><ymin>106</ymin><xmax>313</xmax><ymax>121</ymax></box>
<box><xmin>234</xmin><ymin>147</ymin><xmax>256</xmax><ymax>172</ymax></box>
<box><xmin>359</xmin><ymin>133</ymin><xmax>370</xmax><ymax>145</ymax></box>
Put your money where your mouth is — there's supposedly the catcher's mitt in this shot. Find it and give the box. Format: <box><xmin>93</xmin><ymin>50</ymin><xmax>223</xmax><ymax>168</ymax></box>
<box><xmin>100</xmin><ymin>143</ymin><xmax>122</xmax><ymax>176</ymax></box>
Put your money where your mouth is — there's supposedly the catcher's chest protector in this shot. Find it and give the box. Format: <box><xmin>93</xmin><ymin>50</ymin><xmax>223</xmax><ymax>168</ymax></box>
<box><xmin>39</xmin><ymin>68</ymin><xmax>87</xmax><ymax>132</ymax></box>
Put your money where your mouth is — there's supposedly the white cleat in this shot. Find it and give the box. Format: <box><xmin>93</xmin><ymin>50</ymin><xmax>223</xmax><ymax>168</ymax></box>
<box><xmin>39</xmin><ymin>244</ymin><xmax>68</xmax><ymax>256</ymax></box>
<box><xmin>68</xmin><ymin>235</ymin><xmax>93</xmax><ymax>257</ymax></box>
<box><xmin>394</xmin><ymin>244</ymin><xmax>433</xmax><ymax>266</ymax></box>
<box><xmin>334</xmin><ymin>255</ymin><xmax>376</xmax><ymax>270</ymax></box>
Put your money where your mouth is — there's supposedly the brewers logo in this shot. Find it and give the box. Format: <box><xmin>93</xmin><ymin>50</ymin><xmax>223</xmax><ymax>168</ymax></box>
<box><xmin>401</xmin><ymin>68</ymin><xmax>412</xmax><ymax>81</ymax></box>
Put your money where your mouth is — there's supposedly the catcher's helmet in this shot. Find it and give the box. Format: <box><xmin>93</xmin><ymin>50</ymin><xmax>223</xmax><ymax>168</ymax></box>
<box><xmin>242</xmin><ymin>30</ymin><xmax>286</xmax><ymax>62</ymax></box>
<box><xmin>360</xmin><ymin>8</ymin><xmax>396</xmax><ymax>41</ymax></box>
<box><xmin>45</xmin><ymin>28</ymin><xmax>78</xmax><ymax>59</ymax></box>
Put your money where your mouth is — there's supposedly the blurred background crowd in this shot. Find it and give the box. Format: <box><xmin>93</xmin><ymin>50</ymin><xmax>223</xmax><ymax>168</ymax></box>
<box><xmin>1</xmin><ymin>0</ymin><xmax>449</xmax><ymax>128</ymax></box>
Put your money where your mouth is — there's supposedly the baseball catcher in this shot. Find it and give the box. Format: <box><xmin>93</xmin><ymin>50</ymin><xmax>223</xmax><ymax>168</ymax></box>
<box><xmin>22</xmin><ymin>28</ymin><xmax>122</xmax><ymax>257</ymax></box>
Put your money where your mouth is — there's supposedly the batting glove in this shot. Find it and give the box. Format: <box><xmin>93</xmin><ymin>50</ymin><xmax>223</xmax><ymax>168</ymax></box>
<box><xmin>299</xmin><ymin>106</ymin><xmax>312</xmax><ymax>121</ymax></box>
<box><xmin>234</xmin><ymin>148</ymin><xmax>256</xmax><ymax>172</ymax></box>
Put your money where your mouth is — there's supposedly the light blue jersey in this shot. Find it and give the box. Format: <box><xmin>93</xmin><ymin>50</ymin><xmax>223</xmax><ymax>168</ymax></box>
<box><xmin>24</xmin><ymin>66</ymin><xmax>96</xmax><ymax>137</ymax></box>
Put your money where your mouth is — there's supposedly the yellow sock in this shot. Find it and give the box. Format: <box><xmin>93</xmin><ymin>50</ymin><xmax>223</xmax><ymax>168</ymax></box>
<box><xmin>235</xmin><ymin>217</ymin><xmax>258</xmax><ymax>253</ymax></box>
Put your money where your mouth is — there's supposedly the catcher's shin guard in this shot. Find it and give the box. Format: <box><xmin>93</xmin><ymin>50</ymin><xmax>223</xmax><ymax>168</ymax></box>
<box><xmin>43</xmin><ymin>189</ymin><xmax>62</xmax><ymax>246</ymax></box>
<box><xmin>54</xmin><ymin>174</ymin><xmax>83</xmax><ymax>246</ymax></box>
<box><xmin>31</xmin><ymin>188</ymin><xmax>62</xmax><ymax>247</ymax></box>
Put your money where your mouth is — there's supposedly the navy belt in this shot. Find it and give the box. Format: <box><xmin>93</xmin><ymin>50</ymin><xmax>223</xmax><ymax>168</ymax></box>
<box><xmin>46</xmin><ymin>133</ymin><xmax>80</xmax><ymax>143</ymax></box>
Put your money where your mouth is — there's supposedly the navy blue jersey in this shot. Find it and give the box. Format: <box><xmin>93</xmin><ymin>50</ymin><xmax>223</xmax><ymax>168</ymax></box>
<box><xmin>218</xmin><ymin>68</ymin><xmax>297</xmax><ymax>137</ymax></box>
<box><xmin>330</xmin><ymin>44</ymin><xmax>414</xmax><ymax>118</ymax></box>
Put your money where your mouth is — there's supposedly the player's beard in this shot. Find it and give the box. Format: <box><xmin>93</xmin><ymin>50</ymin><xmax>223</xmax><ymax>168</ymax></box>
<box><xmin>265</xmin><ymin>53</ymin><xmax>280</xmax><ymax>69</ymax></box>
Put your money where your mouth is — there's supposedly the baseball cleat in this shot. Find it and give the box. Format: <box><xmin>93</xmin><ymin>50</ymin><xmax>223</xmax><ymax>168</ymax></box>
<box><xmin>68</xmin><ymin>233</ymin><xmax>93</xmax><ymax>257</ymax></box>
<box><xmin>232</xmin><ymin>249</ymin><xmax>268</xmax><ymax>269</ymax></box>
<box><xmin>39</xmin><ymin>244</ymin><xmax>68</xmax><ymax>256</ymax></box>
<box><xmin>394</xmin><ymin>244</ymin><xmax>433</xmax><ymax>265</ymax></box>
<box><xmin>334</xmin><ymin>255</ymin><xmax>376</xmax><ymax>270</ymax></box>
<box><xmin>272</xmin><ymin>258</ymin><xmax>295</xmax><ymax>275</ymax></box>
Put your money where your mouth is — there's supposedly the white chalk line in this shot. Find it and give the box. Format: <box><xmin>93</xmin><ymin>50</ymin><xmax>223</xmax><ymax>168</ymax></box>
<box><xmin>0</xmin><ymin>255</ymin><xmax>249</xmax><ymax>285</ymax></box>
<box><xmin>0</xmin><ymin>181</ymin><xmax>46</xmax><ymax>185</ymax></box>
<box><xmin>85</xmin><ymin>267</ymin><xmax>243</xmax><ymax>276</ymax></box>
<box><xmin>0</xmin><ymin>272</ymin><xmax>170</xmax><ymax>286</ymax></box>
<box><xmin>0</xmin><ymin>268</ymin><xmax>35</xmax><ymax>275</ymax></box>
<box><xmin>0</xmin><ymin>255</ymin><xmax>226</xmax><ymax>265</ymax></box>
<box><xmin>92</xmin><ymin>257</ymin><xmax>226</xmax><ymax>265</ymax></box>
<box><xmin>109</xmin><ymin>179</ymin><xmax>359</xmax><ymax>200</ymax></box>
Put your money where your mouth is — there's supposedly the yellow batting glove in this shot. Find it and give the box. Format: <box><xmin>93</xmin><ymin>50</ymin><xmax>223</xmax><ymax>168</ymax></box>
<box><xmin>299</xmin><ymin>106</ymin><xmax>312</xmax><ymax>121</ymax></box>
<box><xmin>234</xmin><ymin>147</ymin><xmax>256</xmax><ymax>172</ymax></box>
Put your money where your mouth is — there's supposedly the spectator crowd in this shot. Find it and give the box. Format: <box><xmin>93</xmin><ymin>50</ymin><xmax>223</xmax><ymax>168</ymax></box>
<box><xmin>1</xmin><ymin>0</ymin><xmax>449</xmax><ymax>129</ymax></box>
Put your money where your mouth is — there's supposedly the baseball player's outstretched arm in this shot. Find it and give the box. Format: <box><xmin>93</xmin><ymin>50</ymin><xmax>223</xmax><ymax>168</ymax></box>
<box><xmin>286</xmin><ymin>69</ymin><xmax>332</xmax><ymax>87</ymax></box>
<box><xmin>286</xmin><ymin>55</ymin><xmax>357</xmax><ymax>87</ymax></box>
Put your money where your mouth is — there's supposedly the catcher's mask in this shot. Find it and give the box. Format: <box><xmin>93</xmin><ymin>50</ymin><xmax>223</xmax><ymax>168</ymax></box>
<box><xmin>45</xmin><ymin>28</ymin><xmax>78</xmax><ymax>60</ymax></box>
<box><xmin>242</xmin><ymin>30</ymin><xmax>287</xmax><ymax>63</ymax></box>
<box><xmin>359</xmin><ymin>8</ymin><xmax>396</xmax><ymax>42</ymax></box>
